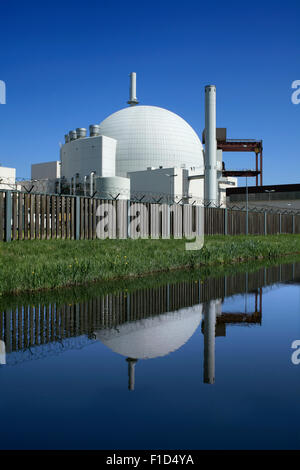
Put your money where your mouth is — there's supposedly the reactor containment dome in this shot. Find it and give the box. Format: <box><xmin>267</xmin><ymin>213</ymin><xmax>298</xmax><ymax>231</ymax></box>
<box><xmin>98</xmin><ymin>105</ymin><xmax>204</xmax><ymax>177</ymax></box>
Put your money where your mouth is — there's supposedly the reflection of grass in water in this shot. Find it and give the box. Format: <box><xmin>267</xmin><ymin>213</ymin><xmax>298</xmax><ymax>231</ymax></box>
<box><xmin>0</xmin><ymin>235</ymin><xmax>300</xmax><ymax>298</ymax></box>
<box><xmin>0</xmin><ymin>236</ymin><xmax>299</xmax><ymax>311</ymax></box>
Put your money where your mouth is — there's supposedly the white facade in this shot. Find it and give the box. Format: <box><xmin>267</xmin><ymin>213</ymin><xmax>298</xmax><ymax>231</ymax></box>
<box><xmin>0</xmin><ymin>166</ymin><xmax>16</xmax><ymax>190</ymax></box>
<box><xmin>128</xmin><ymin>166</ymin><xmax>204</xmax><ymax>204</ymax></box>
<box><xmin>98</xmin><ymin>105</ymin><xmax>204</xmax><ymax>177</ymax></box>
<box><xmin>61</xmin><ymin>134</ymin><xmax>116</xmax><ymax>183</ymax></box>
<box><xmin>31</xmin><ymin>161</ymin><xmax>60</xmax><ymax>180</ymax></box>
<box><xmin>219</xmin><ymin>177</ymin><xmax>237</xmax><ymax>206</ymax></box>
<box><xmin>128</xmin><ymin>162</ymin><xmax>234</xmax><ymax>206</ymax></box>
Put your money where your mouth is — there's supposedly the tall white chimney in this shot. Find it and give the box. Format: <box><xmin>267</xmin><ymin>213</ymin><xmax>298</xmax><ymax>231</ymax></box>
<box><xmin>204</xmin><ymin>85</ymin><xmax>217</xmax><ymax>205</ymax></box>
<box><xmin>127</xmin><ymin>72</ymin><xmax>139</xmax><ymax>106</ymax></box>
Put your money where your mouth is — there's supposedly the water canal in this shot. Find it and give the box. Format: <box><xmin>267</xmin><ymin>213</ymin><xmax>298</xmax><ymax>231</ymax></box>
<box><xmin>0</xmin><ymin>260</ymin><xmax>299</xmax><ymax>449</ymax></box>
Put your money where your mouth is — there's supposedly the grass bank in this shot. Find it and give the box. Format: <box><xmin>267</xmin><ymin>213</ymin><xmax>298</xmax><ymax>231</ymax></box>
<box><xmin>0</xmin><ymin>234</ymin><xmax>300</xmax><ymax>295</ymax></box>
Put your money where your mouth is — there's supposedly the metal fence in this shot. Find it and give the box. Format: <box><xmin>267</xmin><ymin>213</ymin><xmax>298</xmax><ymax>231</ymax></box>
<box><xmin>0</xmin><ymin>190</ymin><xmax>300</xmax><ymax>242</ymax></box>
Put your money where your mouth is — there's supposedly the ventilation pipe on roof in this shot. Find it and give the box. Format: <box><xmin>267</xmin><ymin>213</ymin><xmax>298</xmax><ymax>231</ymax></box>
<box><xmin>127</xmin><ymin>72</ymin><xmax>139</xmax><ymax>106</ymax></box>
<box><xmin>69</xmin><ymin>130</ymin><xmax>77</xmax><ymax>141</ymax></box>
<box><xmin>89</xmin><ymin>125</ymin><xmax>101</xmax><ymax>137</ymax></box>
<box><xmin>204</xmin><ymin>85</ymin><xmax>217</xmax><ymax>205</ymax></box>
<box><xmin>76</xmin><ymin>128</ymin><xmax>87</xmax><ymax>139</ymax></box>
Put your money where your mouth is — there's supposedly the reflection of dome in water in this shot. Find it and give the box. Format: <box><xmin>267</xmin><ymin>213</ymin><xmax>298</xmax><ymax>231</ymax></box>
<box><xmin>98</xmin><ymin>106</ymin><xmax>204</xmax><ymax>177</ymax></box>
<box><xmin>94</xmin><ymin>305</ymin><xmax>202</xmax><ymax>359</ymax></box>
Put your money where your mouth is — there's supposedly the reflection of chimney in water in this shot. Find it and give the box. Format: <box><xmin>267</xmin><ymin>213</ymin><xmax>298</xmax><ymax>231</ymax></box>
<box><xmin>126</xmin><ymin>358</ymin><xmax>138</xmax><ymax>391</ymax></box>
<box><xmin>0</xmin><ymin>340</ymin><xmax>6</xmax><ymax>365</ymax></box>
<box><xmin>203</xmin><ymin>300</ymin><xmax>217</xmax><ymax>384</ymax></box>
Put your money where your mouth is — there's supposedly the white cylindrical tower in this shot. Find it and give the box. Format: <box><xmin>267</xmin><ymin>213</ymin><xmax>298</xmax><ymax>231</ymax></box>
<box><xmin>127</xmin><ymin>72</ymin><xmax>139</xmax><ymax>106</ymax></box>
<box><xmin>204</xmin><ymin>85</ymin><xmax>217</xmax><ymax>205</ymax></box>
<box><xmin>96</xmin><ymin>176</ymin><xmax>130</xmax><ymax>200</ymax></box>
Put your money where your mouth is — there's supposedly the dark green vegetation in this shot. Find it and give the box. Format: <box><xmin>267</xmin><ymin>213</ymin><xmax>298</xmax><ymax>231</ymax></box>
<box><xmin>1</xmin><ymin>235</ymin><xmax>300</xmax><ymax>295</ymax></box>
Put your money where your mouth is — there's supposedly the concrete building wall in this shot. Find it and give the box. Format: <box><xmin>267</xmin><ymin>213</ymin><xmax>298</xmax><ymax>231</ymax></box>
<box><xmin>219</xmin><ymin>177</ymin><xmax>237</xmax><ymax>206</ymax></box>
<box><xmin>61</xmin><ymin>135</ymin><xmax>116</xmax><ymax>182</ymax></box>
<box><xmin>31</xmin><ymin>161</ymin><xmax>61</xmax><ymax>180</ymax></box>
<box><xmin>127</xmin><ymin>166</ymin><xmax>207</xmax><ymax>204</ymax></box>
<box><xmin>188</xmin><ymin>168</ymin><xmax>204</xmax><ymax>203</ymax></box>
<box><xmin>128</xmin><ymin>167</ymin><xmax>188</xmax><ymax>202</ymax></box>
<box><xmin>0</xmin><ymin>166</ymin><xmax>16</xmax><ymax>190</ymax></box>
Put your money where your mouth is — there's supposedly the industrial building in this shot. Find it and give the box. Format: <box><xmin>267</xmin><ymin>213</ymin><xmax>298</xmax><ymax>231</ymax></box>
<box><xmin>227</xmin><ymin>184</ymin><xmax>300</xmax><ymax>212</ymax></box>
<box><xmin>28</xmin><ymin>73</ymin><xmax>238</xmax><ymax>205</ymax></box>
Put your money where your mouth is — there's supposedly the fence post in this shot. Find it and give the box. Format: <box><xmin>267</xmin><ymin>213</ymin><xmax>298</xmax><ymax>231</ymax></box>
<box><xmin>5</xmin><ymin>191</ymin><xmax>12</xmax><ymax>242</ymax></box>
<box><xmin>279</xmin><ymin>213</ymin><xmax>282</xmax><ymax>234</ymax></box>
<box><xmin>127</xmin><ymin>199</ymin><xmax>131</xmax><ymax>238</ymax></box>
<box><xmin>292</xmin><ymin>215</ymin><xmax>295</xmax><ymax>234</ymax></box>
<box><xmin>264</xmin><ymin>212</ymin><xmax>267</xmax><ymax>236</ymax></box>
<box><xmin>224</xmin><ymin>207</ymin><xmax>228</xmax><ymax>235</ymax></box>
<box><xmin>75</xmin><ymin>196</ymin><xmax>80</xmax><ymax>240</ymax></box>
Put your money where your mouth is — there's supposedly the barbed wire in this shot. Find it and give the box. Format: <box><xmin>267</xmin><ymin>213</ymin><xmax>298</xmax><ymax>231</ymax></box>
<box><xmin>1</xmin><ymin>178</ymin><xmax>300</xmax><ymax>215</ymax></box>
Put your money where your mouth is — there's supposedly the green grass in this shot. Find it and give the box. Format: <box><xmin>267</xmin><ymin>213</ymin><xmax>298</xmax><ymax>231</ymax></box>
<box><xmin>0</xmin><ymin>234</ymin><xmax>300</xmax><ymax>295</ymax></box>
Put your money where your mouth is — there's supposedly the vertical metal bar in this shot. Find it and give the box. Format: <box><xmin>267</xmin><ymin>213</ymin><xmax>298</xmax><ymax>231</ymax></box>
<box><xmin>127</xmin><ymin>199</ymin><xmax>131</xmax><ymax>239</ymax></box>
<box><xmin>75</xmin><ymin>196</ymin><xmax>80</xmax><ymax>240</ymax></box>
<box><xmin>279</xmin><ymin>213</ymin><xmax>282</xmax><ymax>234</ymax></box>
<box><xmin>264</xmin><ymin>211</ymin><xmax>267</xmax><ymax>236</ymax></box>
<box><xmin>5</xmin><ymin>191</ymin><xmax>12</xmax><ymax>242</ymax></box>
<box><xmin>255</xmin><ymin>152</ymin><xmax>258</xmax><ymax>186</ymax></box>
<box><xmin>224</xmin><ymin>207</ymin><xmax>228</xmax><ymax>235</ymax></box>
<box><xmin>12</xmin><ymin>192</ymin><xmax>17</xmax><ymax>240</ymax></box>
<box><xmin>292</xmin><ymin>215</ymin><xmax>295</xmax><ymax>234</ymax></box>
<box><xmin>246</xmin><ymin>176</ymin><xmax>248</xmax><ymax>235</ymax></box>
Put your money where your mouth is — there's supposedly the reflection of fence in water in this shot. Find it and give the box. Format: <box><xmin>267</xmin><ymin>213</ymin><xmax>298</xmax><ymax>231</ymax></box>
<box><xmin>0</xmin><ymin>262</ymin><xmax>299</xmax><ymax>356</ymax></box>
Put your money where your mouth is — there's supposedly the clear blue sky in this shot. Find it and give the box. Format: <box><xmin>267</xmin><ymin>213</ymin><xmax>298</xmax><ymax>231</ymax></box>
<box><xmin>0</xmin><ymin>0</ymin><xmax>299</xmax><ymax>185</ymax></box>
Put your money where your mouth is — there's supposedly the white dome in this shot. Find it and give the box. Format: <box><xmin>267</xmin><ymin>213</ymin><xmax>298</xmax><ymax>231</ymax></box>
<box><xmin>94</xmin><ymin>304</ymin><xmax>202</xmax><ymax>359</ymax></box>
<box><xmin>98</xmin><ymin>105</ymin><xmax>204</xmax><ymax>177</ymax></box>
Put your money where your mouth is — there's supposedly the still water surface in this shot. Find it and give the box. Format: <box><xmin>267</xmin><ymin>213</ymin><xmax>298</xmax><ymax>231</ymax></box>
<box><xmin>0</xmin><ymin>262</ymin><xmax>299</xmax><ymax>449</ymax></box>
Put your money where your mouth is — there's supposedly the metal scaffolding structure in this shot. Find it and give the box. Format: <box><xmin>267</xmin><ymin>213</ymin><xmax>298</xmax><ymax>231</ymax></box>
<box><xmin>218</xmin><ymin>139</ymin><xmax>263</xmax><ymax>186</ymax></box>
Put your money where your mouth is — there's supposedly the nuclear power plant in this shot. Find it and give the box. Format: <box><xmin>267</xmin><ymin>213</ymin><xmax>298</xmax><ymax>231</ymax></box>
<box><xmin>20</xmin><ymin>73</ymin><xmax>238</xmax><ymax>205</ymax></box>
<box><xmin>2</xmin><ymin>73</ymin><xmax>300</xmax><ymax>213</ymax></box>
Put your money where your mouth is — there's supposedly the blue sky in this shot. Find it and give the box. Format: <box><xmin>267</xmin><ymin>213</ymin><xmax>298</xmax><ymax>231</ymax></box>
<box><xmin>0</xmin><ymin>0</ymin><xmax>299</xmax><ymax>185</ymax></box>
